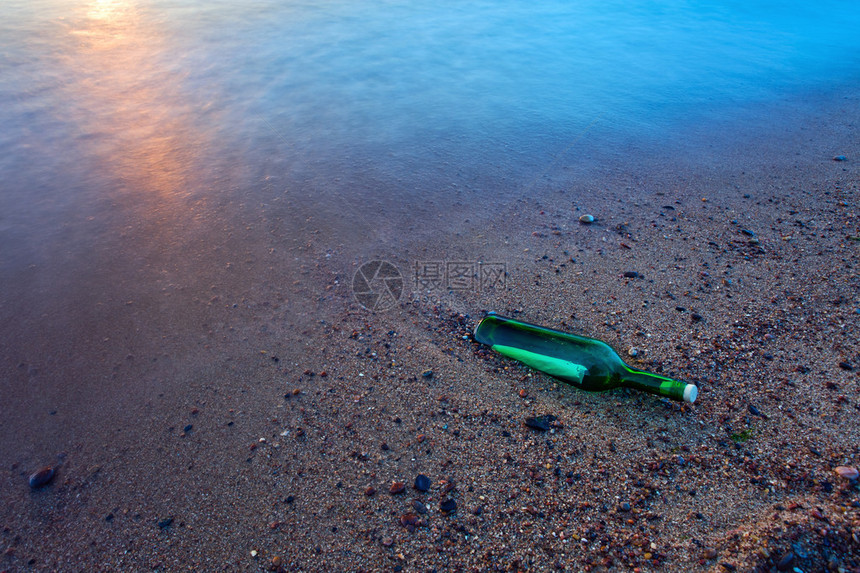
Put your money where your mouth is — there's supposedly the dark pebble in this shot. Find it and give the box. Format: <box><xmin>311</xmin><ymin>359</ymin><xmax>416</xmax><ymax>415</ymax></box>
<box><xmin>838</xmin><ymin>361</ymin><xmax>853</xmax><ymax>371</ymax></box>
<box><xmin>183</xmin><ymin>424</ymin><xmax>193</xmax><ymax>433</ymax></box>
<box><xmin>623</xmin><ymin>271</ymin><xmax>640</xmax><ymax>278</ymax></box>
<box><xmin>440</xmin><ymin>498</ymin><xmax>457</xmax><ymax>514</ymax></box>
<box><xmin>390</xmin><ymin>481</ymin><xmax>406</xmax><ymax>494</ymax></box>
<box><xmin>740</xmin><ymin>229</ymin><xmax>756</xmax><ymax>237</ymax></box>
<box><xmin>619</xmin><ymin>502</ymin><xmax>631</xmax><ymax>512</ymax></box>
<box><xmin>691</xmin><ymin>313</ymin><xmax>703</xmax><ymax>322</ymax></box>
<box><xmin>421</xmin><ymin>369</ymin><xmax>433</xmax><ymax>378</ymax></box>
<box><xmin>524</xmin><ymin>415</ymin><xmax>557</xmax><ymax>431</ymax></box>
<box><xmin>28</xmin><ymin>467</ymin><xmax>55</xmax><ymax>489</ymax></box>
<box><xmin>719</xmin><ymin>563</ymin><xmax>736</xmax><ymax>571</ymax></box>
<box><xmin>748</xmin><ymin>404</ymin><xmax>768</xmax><ymax>419</ymax></box>
<box><xmin>412</xmin><ymin>500</ymin><xmax>428</xmax><ymax>514</ymax></box>
<box><xmin>364</xmin><ymin>486</ymin><xmax>376</xmax><ymax>496</ymax></box>
<box><xmin>157</xmin><ymin>517</ymin><xmax>173</xmax><ymax>529</ymax></box>
<box><xmin>776</xmin><ymin>551</ymin><xmax>794</xmax><ymax>571</ymax></box>
<box><xmin>414</xmin><ymin>474</ymin><xmax>431</xmax><ymax>492</ymax></box>
<box><xmin>833</xmin><ymin>155</ymin><xmax>847</xmax><ymax>161</ymax></box>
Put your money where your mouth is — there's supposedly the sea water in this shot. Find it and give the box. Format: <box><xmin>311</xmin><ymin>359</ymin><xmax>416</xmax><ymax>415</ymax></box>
<box><xmin>1</xmin><ymin>0</ymin><xmax>859</xmax><ymax>314</ymax></box>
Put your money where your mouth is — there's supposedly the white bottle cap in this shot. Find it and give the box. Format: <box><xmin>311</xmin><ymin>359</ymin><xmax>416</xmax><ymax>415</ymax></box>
<box><xmin>683</xmin><ymin>384</ymin><xmax>698</xmax><ymax>404</ymax></box>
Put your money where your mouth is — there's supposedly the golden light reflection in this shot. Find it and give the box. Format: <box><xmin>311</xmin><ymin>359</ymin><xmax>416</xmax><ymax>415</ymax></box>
<box><xmin>63</xmin><ymin>0</ymin><xmax>204</xmax><ymax>201</ymax></box>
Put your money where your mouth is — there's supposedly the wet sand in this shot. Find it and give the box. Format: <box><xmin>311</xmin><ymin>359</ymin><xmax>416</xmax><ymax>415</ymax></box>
<box><xmin>2</xmin><ymin>84</ymin><xmax>859</xmax><ymax>571</ymax></box>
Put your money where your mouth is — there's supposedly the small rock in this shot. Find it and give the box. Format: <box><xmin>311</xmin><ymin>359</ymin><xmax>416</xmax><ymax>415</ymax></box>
<box><xmin>183</xmin><ymin>424</ymin><xmax>193</xmax><ymax>433</ymax></box>
<box><xmin>579</xmin><ymin>214</ymin><xmax>595</xmax><ymax>224</ymax></box>
<box><xmin>748</xmin><ymin>404</ymin><xmax>768</xmax><ymax>419</ymax></box>
<box><xmin>157</xmin><ymin>517</ymin><xmax>173</xmax><ymax>529</ymax></box>
<box><xmin>833</xmin><ymin>155</ymin><xmax>847</xmax><ymax>161</ymax></box>
<box><xmin>440</xmin><ymin>498</ymin><xmax>457</xmax><ymax>514</ymax></box>
<box><xmin>524</xmin><ymin>415</ymin><xmax>557</xmax><ymax>431</ymax></box>
<box><xmin>838</xmin><ymin>361</ymin><xmax>853</xmax><ymax>371</ymax></box>
<box><xmin>421</xmin><ymin>369</ymin><xmax>433</xmax><ymax>378</ymax></box>
<box><xmin>28</xmin><ymin>466</ymin><xmax>55</xmax><ymax>489</ymax></box>
<box><xmin>618</xmin><ymin>502</ymin><xmax>631</xmax><ymax>512</ymax></box>
<box><xmin>702</xmin><ymin>548</ymin><xmax>718</xmax><ymax>559</ymax></box>
<box><xmin>623</xmin><ymin>271</ymin><xmax>640</xmax><ymax>278</ymax></box>
<box><xmin>627</xmin><ymin>347</ymin><xmax>639</xmax><ymax>357</ymax></box>
<box><xmin>412</xmin><ymin>500</ymin><xmax>428</xmax><ymax>514</ymax></box>
<box><xmin>834</xmin><ymin>466</ymin><xmax>859</xmax><ymax>480</ymax></box>
<box><xmin>776</xmin><ymin>551</ymin><xmax>794</xmax><ymax>572</ymax></box>
<box><xmin>414</xmin><ymin>474</ymin><xmax>431</xmax><ymax>492</ymax></box>
<box><xmin>364</xmin><ymin>486</ymin><xmax>376</xmax><ymax>496</ymax></box>
<box><xmin>399</xmin><ymin>512</ymin><xmax>420</xmax><ymax>529</ymax></box>
<box><xmin>389</xmin><ymin>481</ymin><xmax>406</xmax><ymax>494</ymax></box>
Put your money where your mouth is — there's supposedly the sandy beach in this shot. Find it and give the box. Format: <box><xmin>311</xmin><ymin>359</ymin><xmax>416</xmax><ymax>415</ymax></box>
<box><xmin>2</xmin><ymin>1</ymin><xmax>860</xmax><ymax>568</ymax></box>
<box><xmin>1</xmin><ymin>76</ymin><xmax>858</xmax><ymax>572</ymax></box>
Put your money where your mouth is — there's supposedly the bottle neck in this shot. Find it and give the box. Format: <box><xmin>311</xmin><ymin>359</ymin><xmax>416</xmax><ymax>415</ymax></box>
<box><xmin>620</xmin><ymin>367</ymin><xmax>690</xmax><ymax>402</ymax></box>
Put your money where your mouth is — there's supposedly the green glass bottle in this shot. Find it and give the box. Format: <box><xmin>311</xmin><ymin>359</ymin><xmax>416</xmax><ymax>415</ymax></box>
<box><xmin>473</xmin><ymin>313</ymin><xmax>697</xmax><ymax>403</ymax></box>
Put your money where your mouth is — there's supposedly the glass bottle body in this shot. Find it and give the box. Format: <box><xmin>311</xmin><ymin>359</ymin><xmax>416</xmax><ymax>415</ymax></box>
<box><xmin>474</xmin><ymin>314</ymin><xmax>697</xmax><ymax>403</ymax></box>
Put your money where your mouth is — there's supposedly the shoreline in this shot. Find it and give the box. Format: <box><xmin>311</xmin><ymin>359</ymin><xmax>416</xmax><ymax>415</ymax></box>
<box><xmin>2</xmin><ymin>81</ymin><xmax>859</xmax><ymax>571</ymax></box>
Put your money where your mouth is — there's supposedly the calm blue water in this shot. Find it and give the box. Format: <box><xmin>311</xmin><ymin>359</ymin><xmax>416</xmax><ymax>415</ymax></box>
<box><xmin>1</xmin><ymin>0</ymin><xmax>859</xmax><ymax>290</ymax></box>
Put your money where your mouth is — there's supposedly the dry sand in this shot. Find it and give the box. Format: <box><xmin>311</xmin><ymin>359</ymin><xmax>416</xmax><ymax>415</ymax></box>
<box><xmin>1</xmin><ymin>86</ymin><xmax>859</xmax><ymax>572</ymax></box>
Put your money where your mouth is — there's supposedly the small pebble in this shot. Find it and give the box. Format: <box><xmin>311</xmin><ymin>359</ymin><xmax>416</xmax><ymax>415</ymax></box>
<box><xmin>627</xmin><ymin>347</ymin><xmax>639</xmax><ymax>357</ymax></box>
<box><xmin>702</xmin><ymin>548</ymin><xmax>718</xmax><ymax>559</ymax></box>
<box><xmin>834</xmin><ymin>466</ymin><xmax>859</xmax><ymax>480</ymax></box>
<box><xmin>748</xmin><ymin>404</ymin><xmax>767</xmax><ymax>419</ymax></box>
<box><xmin>440</xmin><ymin>498</ymin><xmax>457</xmax><ymax>514</ymax></box>
<box><xmin>524</xmin><ymin>415</ymin><xmax>556</xmax><ymax>431</ymax></box>
<box><xmin>412</xmin><ymin>500</ymin><xmax>428</xmax><ymax>514</ymax></box>
<box><xmin>157</xmin><ymin>517</ymin><xmax>173</xmax><ymax>529</ymax></box>
<box><xmin>579</xmin><ymin>214</ymin><xmax>595</xmax><ymax>224</ymax></box>
<box><xmin>833</xmin><ymin>155</ymin><xmax>847</xmax><ymax>161</ymax></box>
<box><xmin>776</xmin><ymin>551</ymin><xmax>794</xmax><ymax>571</ymax></box>
<box><xmin>414</xmin><ymin>474</ymin><xmax>431</xmax><ymax>492</ymax></box>
<box><xmin>389</xmin><ymin>481</ymin><xmax>406</xmax><ymax>494</ymax></box>
<box><xmin>421</xmin><ymin>369</ymin><xmax>433</xmax><ymax>378</ymax></box>
<box><xmin>28</xmin><ymin>467</ymin><xmax>55</xmax><ymax>489</ymax></box>
<box><xmin>623</xmin><ymin>271</ymin><xmax>640</xmax><ymax>278</ymax></box>
<box><xmin>364</xmin><ymin>486</ymin><xmax>376</xmax><ymax>496</ymax></box>
<box><xmin>399</xmin><ymin>512</ymin><xmax>420</xmax><ymax>528</ymax></box>
<box><xmin>619</xmin><ymin>502</ymin><xmax>631</xmax><ymax>512</ymax></box>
